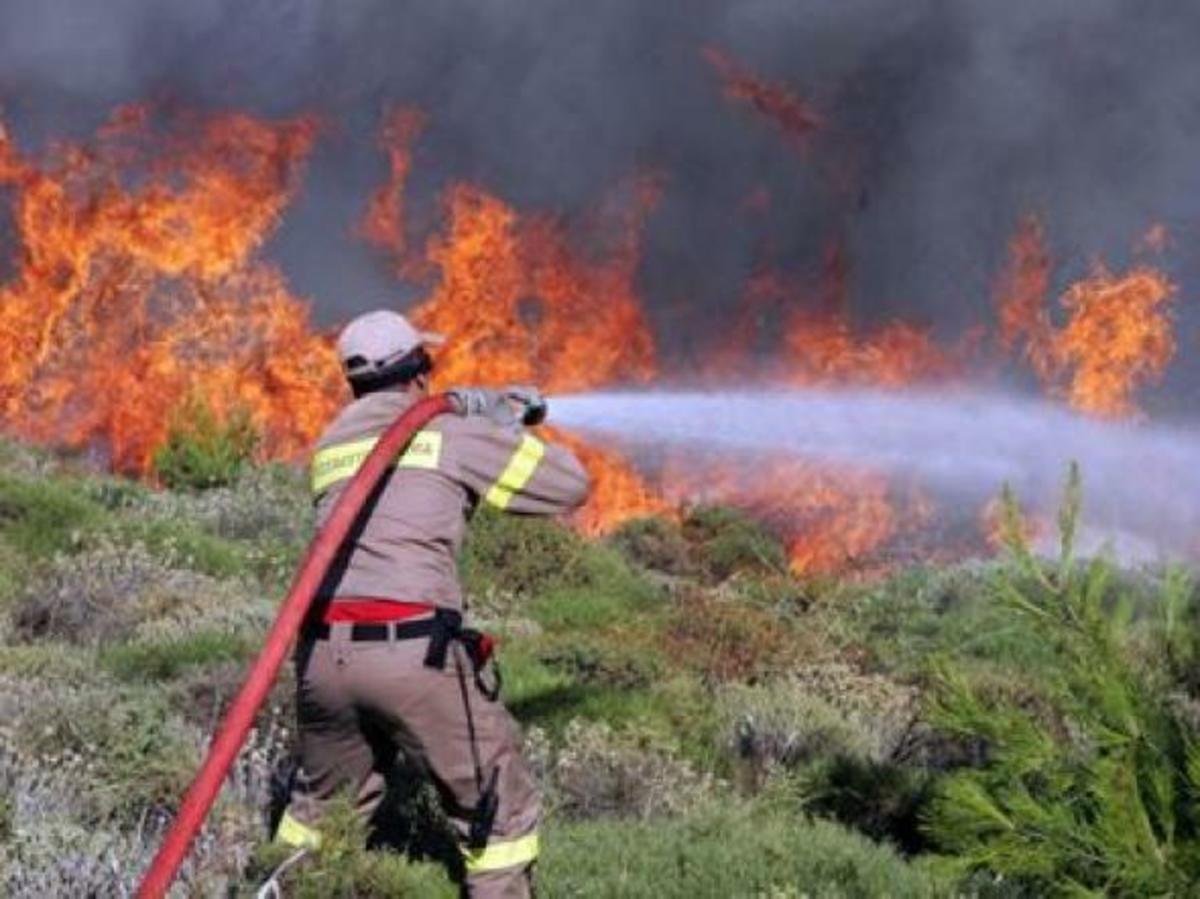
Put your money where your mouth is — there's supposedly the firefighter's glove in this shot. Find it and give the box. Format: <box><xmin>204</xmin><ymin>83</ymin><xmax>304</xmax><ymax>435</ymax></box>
<box><xmin>447</xmin><ymin>386</ymin><xmax>547</xmax><ymax>427</ymax></box>
<box><xmin>503</xmin><ymin>385</ymin><xmax>548</xmax><ymax>426</ymax></box>
<box><xmin>447</xmin><ymin>388</ymin><xmax>501</xmax><ymax>419</ymax></box>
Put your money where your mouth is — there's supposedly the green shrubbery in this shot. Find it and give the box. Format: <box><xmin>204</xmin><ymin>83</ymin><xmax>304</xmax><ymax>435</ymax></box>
<box><xmin>925</xmin><ymin>471</ymin><xmax>1200</xmax><ymax>895</ymax></box>
<box><xmin>540</xmin><ymin>795</ymin><xmax>952</xmax><ymax>898</ymax></box>
<box><xmin>682</xmin><ymin>505</ymin><xmax>789</xmax><ymax>581</ymax></box>
<box><xmin>2</xmin><ymin>442</ymin><xmax>1199</xmax><ymax>897</ymax></box>
<box><xmin>252</xmin><ymin>799</ymin><xmax>458</xmax><ymax>898</ymax></box>
<box><xmin>152</xmin><ymin>396</ymin><xmax>260</xmax><ymax>490</ymax></box>
<box><xmin>254</xmin><ymin>792</ymin><xmax>951</xmax><ymax>899</ymax></box>
<box><xmin>608</xmin><ymin>515</ymin><xmax>696</xmax><ymax>576</ymax></box>
<box><xmin>0</xmin><ymin>475</ymin><xmax>102</xmax><ymax>558</ymax></box>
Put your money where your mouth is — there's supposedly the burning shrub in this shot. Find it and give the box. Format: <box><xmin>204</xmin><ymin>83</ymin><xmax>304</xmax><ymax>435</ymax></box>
<box><xmin>152</xmin><ymin>396</ymin><xmax>260</xmax><ymax>491</ymax></box>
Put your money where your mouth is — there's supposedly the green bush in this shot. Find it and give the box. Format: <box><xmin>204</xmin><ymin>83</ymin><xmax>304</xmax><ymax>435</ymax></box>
<box><xmin>537</xmin><ymin>635</ymin><xmax>663</xmax><ymax>690</ymax></box>
<box><xmin>832</xmin><ymin>562</ymin><xmax>1055</xmax><ymax>679</ymax></box>
<box><xmin>540</xmin><ymin>797</ymin><xmax>952</xmax><ymax>898</ymax></box>
<box><xmin>464</xmin><ymin>506</ymin><xmax>663</xmax><ymax>632</ymax></box>
<box><xmin>608</xmin><ymin>516</ymin><xmax>695</xmax><ymax>576</ymax></box>
<box><xmin>462</xmin><ymin>506</ymin><xmax>592</xmax><ymax>597</ymax></box>
<box><xmin>665</xmin><ymin>590</ymin><xmax>811</xmax><ymax>681</ymax></box>
<box><xmin>800</xmin><ymin>757</ymin><xmax>935</xmax><ymax>856</ymax></box>
<box><xmin>0</xmin><ymin>475</ymin><xmax>103</xmax><ymax>558</ymax></box>
<box><xmin>116</xmin><ymin>516</ymin><xmax>250</xmax><ymax>578</ymax></box>
<box><xmin>924</xmin><ymin>467</ymin><xmax>1200</xmax><ymax>895</ymax></box>
<box><xmin>152</xmin><ymin>397</ymin><xmax>259</xmax><ymax>490</ymax></box>
<box><xmin>251</xmin><ymin>795</ymin><xmax>948</xmax><ymax>898</ymax></box>
<box><xmin>682</xmin><ymin>505</ymin><xmax>788</xmax><ymax>582</ymax></box>
<box><xmin>527</xmin><ymin>719</ymin><xmax>714</xmax><ymax>821</ymax></box>
<box><xmin>8</xmin><ymin>540</ymin><xmax>258</xmax><ymax>645</ymax></box>
<box><xmin>250</xmin><ymin>798</ymin><xmax>458</xmax><ymax>898</ymax></box>
<box><xmin>9</xmin><ymin>676</ymin><xmax>200</xmax><ymax>821</ymax></box>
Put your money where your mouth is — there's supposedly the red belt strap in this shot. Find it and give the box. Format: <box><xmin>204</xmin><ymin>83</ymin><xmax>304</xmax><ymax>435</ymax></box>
<box><xmin>323</xmin><ymin>598</ymin><xmax>434</xmax><ymax>624</ymax></box>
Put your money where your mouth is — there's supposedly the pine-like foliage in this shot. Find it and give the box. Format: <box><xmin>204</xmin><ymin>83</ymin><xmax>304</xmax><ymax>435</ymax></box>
<box><xmin>152</xmin><ymin>395</ymin><xmax>259</xmax><ymax>490</ymax></box>
<box><xmin>925</xmin><ymin>464</ymin><xmax>1200</xmax><ymax>896</ymax></box>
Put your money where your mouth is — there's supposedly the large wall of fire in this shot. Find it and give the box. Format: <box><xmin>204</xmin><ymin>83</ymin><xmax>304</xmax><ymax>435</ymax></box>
<box><xmin>0</xmin><ymin>48</ymin><xmax>1182</xmax><ymax>575</ymax></box>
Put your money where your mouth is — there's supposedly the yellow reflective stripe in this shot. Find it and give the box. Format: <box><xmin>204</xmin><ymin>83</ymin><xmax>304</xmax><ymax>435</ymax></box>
<box><xmin>310</xmin><ymin>431</ymin><xmax>443</xmax><ymax>494</ymax></box>
<box><xmin>484</xmin><ymin>436</ymin><xmax>545</xmax><ymax>510</ymax></box>
<box><xmin>463</xmin><ymin>832</ymin><xmax>540</xmax><ymax>873</ymax></box>
<box><xmin>311</xmin><ymin>437</ymin><xmax>377</xmax><ymax>494</ymax></box>
<box><xmin>276</xmin><ymin>810</ymin><xmax>322</xmax><ymax>849</ymax></box>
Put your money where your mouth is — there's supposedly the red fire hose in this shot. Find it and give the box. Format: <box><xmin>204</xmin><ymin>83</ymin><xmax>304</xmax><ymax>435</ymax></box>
<box><xmin>136</xmin><ymin>394</ymin><xmax>455</xmax><ymax>898</ymax></box>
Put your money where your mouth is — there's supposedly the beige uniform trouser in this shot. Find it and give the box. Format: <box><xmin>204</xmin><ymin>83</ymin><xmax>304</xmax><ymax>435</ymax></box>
<box><xmin>278</xmin><ymin>624</ymin><xmax>540</xmax><ymax>899</ymax></box>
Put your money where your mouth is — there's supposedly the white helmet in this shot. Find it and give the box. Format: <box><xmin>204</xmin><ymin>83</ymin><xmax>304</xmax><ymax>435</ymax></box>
<box><xmin>336</xmin><ymin>310</ymin><xmax>444</xmax><ymax>382</ymax></box>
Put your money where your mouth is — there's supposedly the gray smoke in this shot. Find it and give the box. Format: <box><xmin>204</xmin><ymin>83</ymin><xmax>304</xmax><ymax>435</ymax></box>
<box><xmin>1</xmin><ymin>1</ymin><xmax>1198</xmax><ymax>402</ymax></box>
<box><xmin>552</xmin><ymin>389</ymin><xmax>1200</xmax><ymax>563</ymax></box>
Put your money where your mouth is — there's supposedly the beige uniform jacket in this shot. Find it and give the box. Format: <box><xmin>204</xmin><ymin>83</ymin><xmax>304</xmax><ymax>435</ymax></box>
<box><xmin>309</xmin><ymin>390</ymin><xmax>590</xmax><ymax>609</ymax></box>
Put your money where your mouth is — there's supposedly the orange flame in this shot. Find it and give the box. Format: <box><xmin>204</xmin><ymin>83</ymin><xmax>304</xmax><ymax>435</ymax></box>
<box><xmin>0</xmin><ymin>98</ymin><xmax>1187</xmax><ymax>575</ymax></box>
<box><xmin>360</xmin><ymin>110</ymin><xmax>662</xmax><ymax>393</ymax></box>
<box><xmin>996</xmin><ymin>217</ymin><xmax>1177</xmax><ymax>418</ymax></box>
<box><xmin>407</xmin><ymin>179</ymin><xmax>664</xmax><ymax>529</ymax></box>
<box><xmin>356</xmin><ymin>109</ymin><xmax>667</xmax><ymax>530</ymax></box>
<box><xmin>359</xmin><ymin>105</ymin><xmax>426</xmax><ymax>275</ymax></box>
<box><xmin>556</xmin><ymin>433</ymin><xmax>673</xmax><ymax>534</ymax></box>
<box><xmin>1054</xmin><ymin>264</ymin><xmax>1176</xmax><ymax>418</ymax></box>
<box><xmin>409</xmin><ymin>178</ymin><xmax>660</xmax><ymax>394</ymax></box>
<box><xmin>994</xmin><ymin>214</ymin><xmax>1056</xmax><ymax>382</ymax></box>
<box><xmin>0</xmin><ymin>105</ymin><xmax>341</xmax><ymax>473</ymax></box>
<box><xmin>702</xmin><ymin>47</ymin><xmax>821</xmax><ymax>149</ymax></box>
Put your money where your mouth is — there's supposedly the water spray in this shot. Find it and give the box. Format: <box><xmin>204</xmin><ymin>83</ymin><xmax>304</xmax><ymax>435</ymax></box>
<box><xmin>551</xmin><ymin>388</ymin><xmax>1200</xmax><ymax>561</ymax></box>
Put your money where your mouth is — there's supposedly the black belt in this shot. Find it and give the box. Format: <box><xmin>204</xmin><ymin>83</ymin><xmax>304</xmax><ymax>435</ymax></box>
<box><xmin>308</xmin><ymin>618</ymin><xmax>437</xmax><ymax>642</ymax></box>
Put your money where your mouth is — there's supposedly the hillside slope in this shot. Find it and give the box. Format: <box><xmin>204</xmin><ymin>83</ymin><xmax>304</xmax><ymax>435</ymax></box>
<box><xmin>0</xmin><ymin>441</ymin><xmax>1196</xmax><ymax>897</ymax></box>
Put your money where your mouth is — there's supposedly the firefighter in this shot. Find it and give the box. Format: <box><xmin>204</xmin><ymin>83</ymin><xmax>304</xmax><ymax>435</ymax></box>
<box><xmin>274</xmin><ymin>309</ymin><xmax>589</xmax><ymax>897</ymax></box>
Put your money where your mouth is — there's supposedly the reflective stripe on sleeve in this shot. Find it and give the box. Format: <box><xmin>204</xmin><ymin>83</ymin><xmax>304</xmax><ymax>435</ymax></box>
<box><xmin>276</xmin><ymin>809</ymin><xmax>322</xmax><ymax>849</ymax></box>
<box><xmin>462</xmin><ymin>832</ymin><xmax>540</xmax><ymax>873</ymax></box>
<box><xmin>483</xmin><ymin>435</ymin><xmax>545</xmax><ymax>510</ymax></box>
<box><xmin>310</xmin><ymin>431</ymin><xmax>443</xmax><ymax>495</ymax></box>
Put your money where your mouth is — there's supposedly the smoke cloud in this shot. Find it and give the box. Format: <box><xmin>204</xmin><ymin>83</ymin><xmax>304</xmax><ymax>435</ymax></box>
<box><xmin>1</xmin><ymin>0</ymin><xmax>1197</xmax><ymax>405</ymax></box>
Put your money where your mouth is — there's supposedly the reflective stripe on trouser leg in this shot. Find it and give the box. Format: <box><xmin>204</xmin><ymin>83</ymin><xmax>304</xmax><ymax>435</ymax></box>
<box><xmin>462</xmin><ymin>831</ymin><xmax>539</xmax><ymax>874</ymax></box>
<box><xmin>276</xmin><ymin>809</ymin><xmax>322</xmax><ymax>849</ymax></box>
<box><xmin>484</xmin><ymin>436</ymin><xmax>545</xmax><ymax>509</ymax></box>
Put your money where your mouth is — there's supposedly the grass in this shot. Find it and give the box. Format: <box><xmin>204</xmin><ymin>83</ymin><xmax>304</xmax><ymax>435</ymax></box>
<box><xmin>100</xmin><ymin>630</ymin><xmax>256</xmax><ymax>681</ymax></box>
<box><xmin>0</xmin><ymin>474</ymin><xmax>103</xmax><ymax>558</ymax></box>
